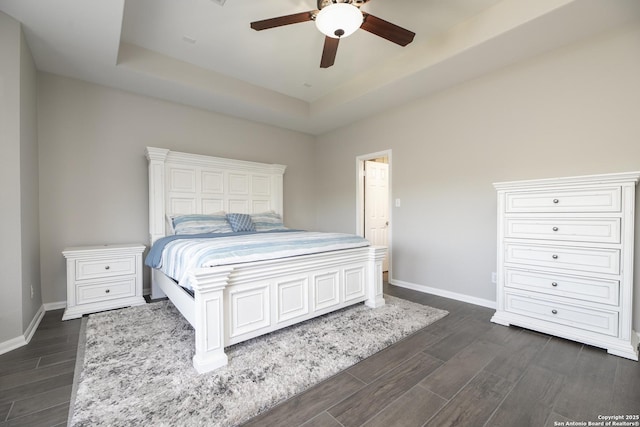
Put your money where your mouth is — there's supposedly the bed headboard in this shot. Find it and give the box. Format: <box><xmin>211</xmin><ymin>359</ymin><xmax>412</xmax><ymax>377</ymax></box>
<box><xmin>146</xmin><ymin>147</ymin><xmax>287</xmax><ymax>244</ymax></box>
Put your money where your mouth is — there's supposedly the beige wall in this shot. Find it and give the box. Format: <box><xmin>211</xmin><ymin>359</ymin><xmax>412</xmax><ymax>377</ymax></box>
<box><xmin>315</xmin><ymin>24</ymin><xmax>640</xmax><ymax>329</ymax></box>
<box><xmin>0</xmin><ymin>11</ymin><xmax>40</xmax><ymax>344</ymax></box>
<box><xmin>20</xmin><ymin>29</ymin><xmax>41</xmax><ymax>330</ymax></box>
<box><xmin>37</xmin><ymin>74</ymin><xmax>317</xmax><ymax>305</ymax></box>
<box><xmin>0</xmin><ymin>11</ymin><xmax>23</xmax><ymax>343</ymax></box>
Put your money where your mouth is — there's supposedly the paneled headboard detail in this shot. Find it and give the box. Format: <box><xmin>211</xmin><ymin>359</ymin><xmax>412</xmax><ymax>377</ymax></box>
<box><xmin>146</xmin><ymin>147</ymin><xmax>287</xmax><ymax>244</ymax></box>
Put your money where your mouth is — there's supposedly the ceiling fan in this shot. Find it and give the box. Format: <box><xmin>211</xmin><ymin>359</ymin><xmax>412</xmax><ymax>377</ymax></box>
<box><xmin>250</xmin><ymin>0</ymin><xmax>415</xmax><ymax>68</ymax></box>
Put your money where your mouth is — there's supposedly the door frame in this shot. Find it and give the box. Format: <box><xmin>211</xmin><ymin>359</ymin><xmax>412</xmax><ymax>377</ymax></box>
<box><xmin>356</xmin><ymin>149</ymin><xmax>392</xmax><ymax>275</ymax></box>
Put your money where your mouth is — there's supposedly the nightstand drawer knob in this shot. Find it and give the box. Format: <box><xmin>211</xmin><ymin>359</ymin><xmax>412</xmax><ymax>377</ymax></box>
<box><xmin>104</xmin><ymin>266</ymin><xmax>110</xmax><ymax>270</ymax></box>
<box><xmin>551</xmin><ymin>309</ymin><xmax>558</xmax><ymax>314</ymax></box>
<box><xmin>551</xmin><ymin>282</ymin><xmax>558</xmax><ymax>287</ymax></box>
<box><xmin>105</xmin><ymin>289</ymin><xmax>110</xmax><ymax>294</ymax></box>
<box><xmin>552</xmin><ymin>227</ymin><xmax>559</xmax><ymax>231</ymax></box>
<box><xmin>552</xmin><ymin>254</ymin><xmax>558</xmax><ymax>259</ymax></box>
<box><xmin>553</xmin><ymin>199</ymin><xmax>559</xmax><ymax>204</ymax></box>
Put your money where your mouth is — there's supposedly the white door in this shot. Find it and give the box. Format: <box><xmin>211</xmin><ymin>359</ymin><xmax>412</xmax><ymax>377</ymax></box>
<box><xmin>364</xmin><ymin>161</ymin><xmax>390</xmax><ymax>271</ymax></box>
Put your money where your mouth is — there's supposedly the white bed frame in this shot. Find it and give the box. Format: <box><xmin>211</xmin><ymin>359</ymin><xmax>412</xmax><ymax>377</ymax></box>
<box><xmin>146</xmin><ymin>147</ymin><xmax>386</xmax><ymax>373</ymax></box>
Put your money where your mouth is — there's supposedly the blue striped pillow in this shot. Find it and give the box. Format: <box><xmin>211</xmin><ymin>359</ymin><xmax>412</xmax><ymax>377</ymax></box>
<box><xmin>171</xmin><ymin>213</ymin><xmax>233</xmax><ymax>235</ymax></box>
<box><xmin>226</xmin><ymin>213</ymin><xmax>256</xmax><ymax>232</ymax></box>
<box><xmin>250</xmin><ymin>211</ymin><xmax>287</xmax><ymax>232</ymax></box>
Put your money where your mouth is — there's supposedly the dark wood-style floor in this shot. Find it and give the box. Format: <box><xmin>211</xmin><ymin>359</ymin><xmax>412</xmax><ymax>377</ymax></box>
<box><xmin>0</xmin><ymin>309</ymin><xmax>80</xmax><ymax>427</ymax></box>
<box><xmin>1</xmin><ymin>284</ymin><xmax>639</xmax><ymax>426</ymax></box>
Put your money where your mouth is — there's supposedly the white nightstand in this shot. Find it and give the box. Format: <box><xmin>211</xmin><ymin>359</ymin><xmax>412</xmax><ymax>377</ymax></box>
<box><xmin>62</xmin><ymin>243</ymin><xmax>146</xmax><ymax>320</ymax></box>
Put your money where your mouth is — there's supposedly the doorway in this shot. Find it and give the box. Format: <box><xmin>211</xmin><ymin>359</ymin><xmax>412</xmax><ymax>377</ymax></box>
<box><xmin>356</xmin><ymin>150</ymin><xmax>391</xmax><ymax>273</ymax></box>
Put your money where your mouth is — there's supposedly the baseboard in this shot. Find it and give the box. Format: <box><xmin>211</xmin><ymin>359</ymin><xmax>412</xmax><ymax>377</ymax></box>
<box><xmin>0</xmin><ymin>304</ymin><xmax>46</xmax><ymax>356</ymax></box>
<box><xmin>0</xmin><ymin>335</ymin><xmax>27</xmax><ymax>356</ymax></box>
<box><xmin>389</xmin><ymin>278</ymin><xmax>496</xmax><ymax>310</ymax></box>
<box><xmin>24</xmin><ymin>305</ymin><xmax>45</xmax><ymax>343</ymax></box>
<box><xmin>44</xmin><ymin>301</ymin><xmax>66</xmax><ymax>310</ymax></box>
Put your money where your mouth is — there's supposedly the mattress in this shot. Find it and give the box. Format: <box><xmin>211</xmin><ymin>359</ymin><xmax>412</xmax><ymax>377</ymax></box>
<box><xmin>146</xmin><ymin>230</ymin><xmax>370</xmax><ymax>289</ymax></box>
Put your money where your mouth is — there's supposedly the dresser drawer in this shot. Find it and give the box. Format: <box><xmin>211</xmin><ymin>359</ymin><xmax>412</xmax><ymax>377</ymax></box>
<box><xmin>504</xmin><ymin>243</ymin><xmax>620</xmax><ymax>275</ymax></box>
<box><xmin>505</xmin><ymin>187</ymin><xmax>621</xmax><ymax>213</ymax></box>
<box><xmin>505</xmin><ymin>218</ymin><xmax>621</xmax><ymax>244</ymax></box>
<box><xmin>505</xmin><ymin>268</ymin><xmax>619</xmax><ymax>306</ymax></box>
<box><xmin>505</xmin><ymin>293</ymin><xmax>618</xmax><ymax>336</ymax></box>
<box><xmin>76</xmin><ymin>278</ymin><xmax>136</xmax><ymax>305</ymax></box>
<box><xmin>75</xmin><ymin>256</ymin><xmax>137</xmax><ymax>280</ymax></box>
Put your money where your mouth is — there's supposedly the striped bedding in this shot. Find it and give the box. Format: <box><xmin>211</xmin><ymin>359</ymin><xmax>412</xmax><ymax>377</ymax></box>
<box><xmin>149</xmin><ymin>231</ymin><xmax>370</xmax><ymax>290</ymax></box>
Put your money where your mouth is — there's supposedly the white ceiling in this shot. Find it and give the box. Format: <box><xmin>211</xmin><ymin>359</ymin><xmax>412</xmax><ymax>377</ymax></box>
<box><xmin>1</xmin><ymin>0</ymin><xmax>639</xmax><ymax>135</ymax></box>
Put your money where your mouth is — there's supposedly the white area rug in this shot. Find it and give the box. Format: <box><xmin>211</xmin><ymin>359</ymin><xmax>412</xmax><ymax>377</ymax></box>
<box><xmin>69</xmin><ymin>296</ymin><xmax>448</xmax><ymax>426</ymax></box>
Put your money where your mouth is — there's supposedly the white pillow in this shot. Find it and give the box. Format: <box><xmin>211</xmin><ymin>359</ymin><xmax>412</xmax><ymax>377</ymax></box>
<box><xmin>169</xmin><ymin>212</ymin><xmax>233</xmax><ymax>235</ymax></box>
<box><xmin>250</xmin><ymin>211</ymin><xmax>287</xmax><ymax>232</ymax></box>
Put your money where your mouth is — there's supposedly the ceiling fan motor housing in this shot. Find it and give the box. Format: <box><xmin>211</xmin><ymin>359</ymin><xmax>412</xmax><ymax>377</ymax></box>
<box><xmin>317</xmin><ymin>0</ymin><xmax>369</xmax><ymax>10</ymax></box>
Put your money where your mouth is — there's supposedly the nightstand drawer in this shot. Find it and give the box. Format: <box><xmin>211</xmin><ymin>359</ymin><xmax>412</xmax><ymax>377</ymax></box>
<box><xmin>505</xmin><ymin>268</ymin><xmax>619</xmax><ymax>306</ymax></box>
<box><xmin>505</xmin><ymin>187</ymin><xmax>621</xmax><ymax>213</ymax></box>
<box><xmin>505</xmin><ymin>218</ymin><xmax>621</xmax><ymax>244</ymax></box>
<box><xmin>505</xmin><ymin>293</ymin><xmax>618</xmax><ymax>336</ymax></box>
<box><xmin>75</xmin><ymin>256</ymin><xmax>137</xmax><ymax>280</ymax></box>
<box><xmin>76</xmin><ymin>278</ymin><xmax>136</xmax><ymax>305</ymax></box>
<box><xmin>505</xmin><ymin>243</ymin><xmax>620</xmax><ymax>275</ymax></box>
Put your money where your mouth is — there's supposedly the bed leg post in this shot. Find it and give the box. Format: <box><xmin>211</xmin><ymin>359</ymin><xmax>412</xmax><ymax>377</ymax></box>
<box><xmin>191</xmin><ymin>266</ymin><xmax>234</xmax><ymax>374</ymax></box>
<box><xmin>365</xmin><ymin>246</ymin><xmax>386</xmax><ymax>308</ymax></box>
<box><xmin>150</xmin><ymin>269</ymin><xmax>167</xmax><ymax>300</ymax></box>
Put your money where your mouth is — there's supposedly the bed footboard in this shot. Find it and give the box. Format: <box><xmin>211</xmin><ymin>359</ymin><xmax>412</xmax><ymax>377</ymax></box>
<box><xmin>189</xmin><ymin>246</ymin><xmax>386</xmax><ymax>373</ymax></box>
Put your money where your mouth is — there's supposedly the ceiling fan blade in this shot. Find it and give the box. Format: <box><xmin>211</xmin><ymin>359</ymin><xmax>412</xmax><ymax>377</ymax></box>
<box><xmin>250</xmin><ymin>11</ymin><xmax>316</xmax><ymax>31</ymax></box>
<box><xmin>361</xmin><ymin>13</ymin><xmax>415</xmax><ymax>46</ymax></box>
<box><xmin>320</xmin><ymin>36</ymin><xmax>339</xmax><ymax>68</ymax></box>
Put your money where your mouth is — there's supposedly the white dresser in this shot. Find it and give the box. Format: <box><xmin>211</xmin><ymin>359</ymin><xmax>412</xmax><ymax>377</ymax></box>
<box><xmin>492</xmin><ymin>172</ymin><xmax>639</xmax><ymax>360</ymax></box>
<box><xmin>62</xmin><ymin>244</ymin><xmax>146</xmax><ymax>320</ymax></box>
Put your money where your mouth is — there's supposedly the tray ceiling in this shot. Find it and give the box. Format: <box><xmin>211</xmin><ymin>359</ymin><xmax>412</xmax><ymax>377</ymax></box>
<box><xmin>1</xmin><ymin>0</ymin><xmax>639</xmax><ymax>135</ymax></box>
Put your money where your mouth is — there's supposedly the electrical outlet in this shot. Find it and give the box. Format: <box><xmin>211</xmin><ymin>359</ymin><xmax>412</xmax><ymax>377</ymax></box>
<box><xmin>30</xmin><ymin>284</ymin><xmax>34</xmax><ymax>299</ymax></box>
<box><xmin>491</xmin><ymin>272</ymin><xmax>497</xmax><ymax>284</ymax></box>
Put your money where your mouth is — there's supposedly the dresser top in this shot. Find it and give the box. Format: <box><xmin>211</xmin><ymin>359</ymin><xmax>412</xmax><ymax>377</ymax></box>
<box><xmin>494</xmin><ymin>171</ymin><xmax>640</xmax><ymax>190</ymax></box>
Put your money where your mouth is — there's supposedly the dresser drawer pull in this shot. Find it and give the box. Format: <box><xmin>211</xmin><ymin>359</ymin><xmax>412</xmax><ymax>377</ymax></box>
<box><xmin>552</xmin><ymin>254</ymin><xmax>558</xmax><ymax>259</ymax></box>
<box><xmin>551</xmin><ymin>282</ymin><xmax>558</xmax><ymax>287</ymax></box>
<box><xmin>553</xmin><ymin>199</ymin><xmax>559</xmax><ymax>204</ymax></box>
<box><xmin>105</xmin><ymin>289</ymin><xmax>110</xmax><ymax>294</ymax></box>
<box><xmin>104</xmin><ymin>266</ymin><xmax>110</xmax><ymax>270</ymax></box>
<box><xmin>551</xmin><ymin>309</ymin><xmax>558</xmax><ymax>314</ymax></box>
<box><xmin>552</xmin><ymin>227</ymin><xmax>559</xmax><ymax>231</ymax></box>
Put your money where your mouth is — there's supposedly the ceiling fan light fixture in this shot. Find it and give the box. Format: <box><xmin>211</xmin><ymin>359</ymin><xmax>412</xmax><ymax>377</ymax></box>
<box><xmin>315</xmin><ymin>3</ymin><xmax>363</xmax><ymax>38</ymax></box>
